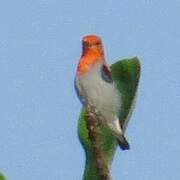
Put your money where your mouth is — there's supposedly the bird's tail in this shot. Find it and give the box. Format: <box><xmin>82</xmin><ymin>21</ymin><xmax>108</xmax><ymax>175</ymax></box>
<box><xmin>107</xmin><ymin>117</ymin><xmax>130</xmax><ymax>150</ymax></box>
<box><xmin>117</xmin><ymin>135</ymin><xmax>130</xmax><ymax>150</ymax></box>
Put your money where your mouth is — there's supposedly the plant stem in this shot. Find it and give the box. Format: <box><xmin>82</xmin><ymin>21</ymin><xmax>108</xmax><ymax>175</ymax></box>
<box><xmin>87</xmin><ymin>106</ymin><xmax>111</xmax><ymax>180</ymax></box>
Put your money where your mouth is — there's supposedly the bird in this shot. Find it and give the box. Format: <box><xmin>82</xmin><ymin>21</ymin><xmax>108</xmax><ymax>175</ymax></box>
<box><xmin>75</xmin><ymin>34</ymin><xmax>130</xmax><ymax>150</ymax></box>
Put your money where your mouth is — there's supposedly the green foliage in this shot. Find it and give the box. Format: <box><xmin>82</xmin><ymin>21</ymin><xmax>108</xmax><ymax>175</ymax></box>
<box><xmin>111</xmin><ymin>57</ymin><xmax>141</xmax><ymax>130</ymax></box>
<box><xmin>0</xmin><ymin>173</ymin><xmax>6</xmax><ymax>180</ymax></box>
<box><xmin>78</xmin><ymin>57</ymin><xmax>141</xmax><ymax>180</ymax></box>
<box><xmin>78</xmin><ymin>109</ymin><xmax>117</xmax><ymax>180</ymax></box>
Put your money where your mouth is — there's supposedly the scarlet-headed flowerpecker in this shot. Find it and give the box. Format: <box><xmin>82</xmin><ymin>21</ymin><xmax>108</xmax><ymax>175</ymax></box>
<box><xmin>75</xmin><ymin>35</ymin><xmax>130</xmax><ymax>150</ymax></box>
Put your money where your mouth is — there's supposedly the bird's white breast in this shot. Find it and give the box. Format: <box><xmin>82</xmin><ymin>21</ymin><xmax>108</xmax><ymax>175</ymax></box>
<box><xmin>76</xmin><ymin>61</ymin><xmax>122</xmax><ymax>123</ymax></box>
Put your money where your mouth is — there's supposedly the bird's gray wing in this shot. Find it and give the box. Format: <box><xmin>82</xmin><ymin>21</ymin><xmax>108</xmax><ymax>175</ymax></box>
<box><xmin>74</xmin><ymin>77</ymin><xmax>87</xmax><ymax>105</ymax></box>
<box><xmin>101</xmin><ymin>64</ymin><xmax>113</xmax><ymax>83</ymax></box>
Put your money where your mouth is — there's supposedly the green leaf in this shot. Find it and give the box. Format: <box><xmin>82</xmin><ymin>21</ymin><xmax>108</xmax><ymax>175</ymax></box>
<box><xmin>111</xmin><ymin>57</ymin><xmax>141</xmax><ymax>130</ymax></box>
<box><xmin>78</xmin><ymin>57</ymin><xmax>141</xmax><ymax>180</ymax></box>
<box><xmin>0</xmin><ymin>173</ymin><xmax>6</xmax><ymax>180</ymax></box>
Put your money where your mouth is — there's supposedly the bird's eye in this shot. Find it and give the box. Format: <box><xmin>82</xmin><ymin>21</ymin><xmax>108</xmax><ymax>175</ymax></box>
<box><xmin>83</xmin><ymin>41</ymin><xmax>101</xmax><ymax>47</ymax></box>
<box><xmin>83</xmin><ymin>42</ymin><xmax>89</xmax><ymax>47</ymax></box>
<box><xmin>91</xmin><ymin>41</ymin><xmax>101</xmax><ymax>46</ymax></box>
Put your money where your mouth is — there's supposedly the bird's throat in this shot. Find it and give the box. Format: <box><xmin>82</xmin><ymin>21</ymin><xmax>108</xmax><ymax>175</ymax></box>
<box><xmin>82</xmin><ymin>47</ymin><xmax>104</xmax><ymax>59</ymax></box>
<box><xmin>78</xmin><ymin>49</ymin><xmax>104</xmax><ymax>74</ymax></box>
<box><xmin>78</xmin><ymin>34</ymin><xmax>105</xmax><ymax>75</ymax></box>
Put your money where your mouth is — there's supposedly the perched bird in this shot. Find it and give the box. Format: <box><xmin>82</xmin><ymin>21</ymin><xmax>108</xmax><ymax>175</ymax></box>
<box><xmin>75</xmin><ymin>35</ymin><xmax>130</xmax><ymax>150</ymax></box>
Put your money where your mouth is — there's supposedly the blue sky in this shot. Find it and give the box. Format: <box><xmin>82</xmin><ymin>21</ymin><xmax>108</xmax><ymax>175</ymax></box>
<box><xmin>0</xmin><ymin>0</ymin><xmax>180</xmax><ymax>179</ymax></box>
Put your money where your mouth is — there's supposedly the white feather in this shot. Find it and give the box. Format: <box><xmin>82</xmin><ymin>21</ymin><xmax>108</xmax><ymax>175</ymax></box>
<box><xmin>76</xmin><ymin>61</ymin><xmax>122</xmax><ymax>134</ymax></box>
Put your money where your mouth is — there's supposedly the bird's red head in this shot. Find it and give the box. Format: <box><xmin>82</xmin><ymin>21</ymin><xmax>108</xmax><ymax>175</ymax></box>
<box><xmin>77</xmin><ymin>35</ymin><xmax>105</xmax><ymax>74</ymax></box>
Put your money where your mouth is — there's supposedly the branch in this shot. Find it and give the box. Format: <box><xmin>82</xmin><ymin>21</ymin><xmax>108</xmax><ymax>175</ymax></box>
<box><xmin>87</xmin><ymin>106</ymin><xmax>111</xmax><ymax>180</ymax></box>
